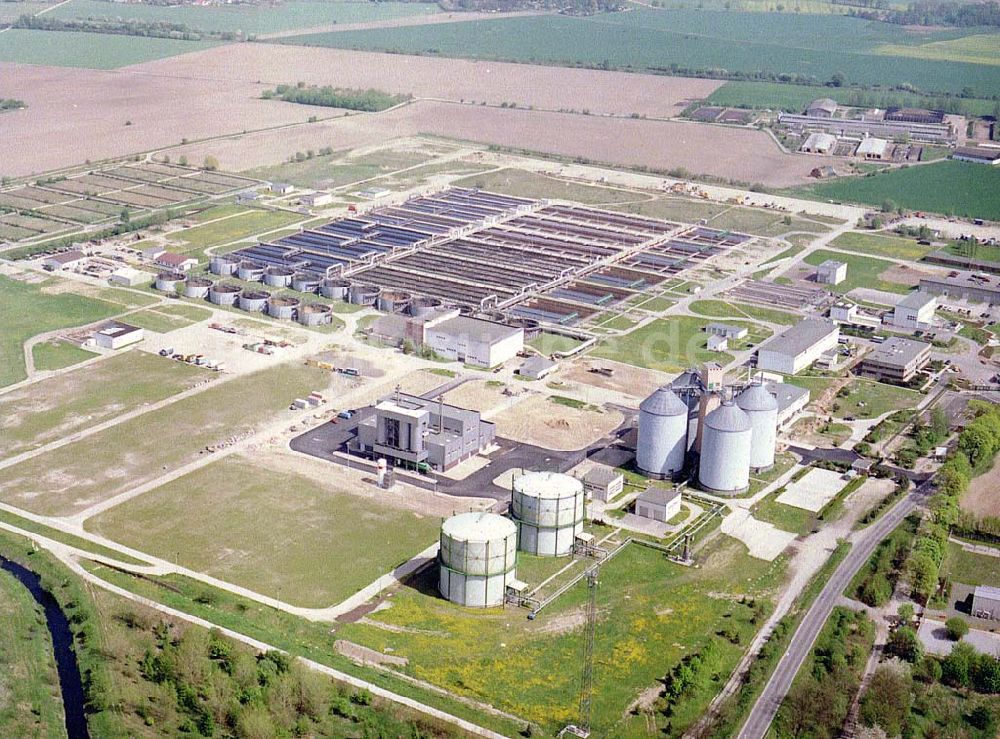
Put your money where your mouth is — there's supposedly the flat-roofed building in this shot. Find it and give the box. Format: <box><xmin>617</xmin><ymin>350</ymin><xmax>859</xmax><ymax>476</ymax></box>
<box><xmin>517</xmin><ymin>355</ymin><xmax>557</xmax><ymax>380</ymax></box>
<box><xmin>765</xmin><ymin>380</ymin><xmax>810</xmax><ymax>429</ymax></box>
<box><xmin>973</xmin><ymin>585</ymin><xmax>1000</xmax><ymax>620</ymax></box>
<box><xmin>778</xmin><ymin>112</ymin><xmax>953</xmax><ymax>143</ymax></box>
<box><xmin>635</xmin><ymin>487</ymin><xmax>682</xmax><ymax>523</ymax></box>
<box><xmin>856</xmin><ymin>137</ymin><xmax>889</xmax><ymax>160</ymax></box>
<box><xmin>859</xmin><ymin>336</ymin><xmax>931</xmax><ymax>382</ymax></box>
<box><xmin>109</xmin><ymin>267</ymin><xmax>152</xmax><ymax>287</ymax></box>
<box><xmin>705</xmin><ymin>323</ymin><xmax>748</xmax><ymax>339</ymax></box>
<box><xmin>756</xmin><ymin>319</ymin><xmax>840</xmax><ymax>375</ymax></box>
<box><xmin>952</xmin><ymin>146</ymin><xmax>1000</xmax><ymax>166</ymax></box>
<box><xmin>301</xmin><ymin>191</ymin><xmax>334</xmax><ymax>207</ymax></box>
<box><xmin>92</xmin><ymin>321</ymin><xmax>144</xmax><ymax>350</ymax></box>
<box><xmin>885</xmin><ymin>107</ymin><xmax>944</xmax><ymax>125</ymax></box>
<box><xmin>707</xmin><ymin>334</ymin><xmax>729</xmax><ymax>352</ymax></box>
<box><xmin>801</xmin><ymin>132</ymin><xmax>836</xmax><ymax>154</ymax></box>
<box><xmin>816</xmin><ymin>259</ymin><xmax>847</xmax><ymax>285</ymax></box>
<box><xmin>830</xmin><ymin>300</ymin><xmax>858</xmax><ymax>323</ymax></box>
<box><xmin>422</xmin><ymin>315</ymin><xmax>523</xmax><ymax>368</ymax></box>
<box><xmin>920</xmin><ymin>270</ymin><xmax>1000</xmax><ymax>304</ymax></box>
<box><xmin>583</xmin><ymin>466</ymin><xmax>624</xmax><ymax>502</ymax></box>
<box><xmin>893</xmin><ymin>291</ymin><xmax>937</xmax><ymax>330</ymax></box>
<box><xmin>155</xmin><ymin>252</ymin><xmax>198</xmax><ymax>272</ymax></box>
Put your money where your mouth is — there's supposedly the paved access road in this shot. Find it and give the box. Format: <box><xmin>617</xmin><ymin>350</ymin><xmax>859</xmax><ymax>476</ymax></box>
<box><xmin>737</xmin><ymin>477</ymin><xmax>934</xmax><ymax>739</ymax></box>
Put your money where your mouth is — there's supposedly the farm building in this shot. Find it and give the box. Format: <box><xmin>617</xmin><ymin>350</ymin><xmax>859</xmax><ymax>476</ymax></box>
<box><xmin>816</xmin><ymin>259</ymin><xmax>847</xmax><ymax>285</ymax></box>
<box><xmin>972</xmin><ymin>585</ymin><xmax>1000</xmax><ymax>620</ymax></box>
<box><xmin>354</xmin><ymin>391</ymin><xmax>496</xmax><ymax>472</ymax></box>
<box><xmin>301</xmin><ymin>191</ymin><xmax>334</xmax><ymax>207</ymax></box>
<box><xmin>92</xmin><ymin>321</ymin><xmax>144</xmax><ymax>350</ymax></box>
<box><xmin>919</xmin><ymin>270</ymin><xmax>1000</xmax><ymax>304</ymax></box>
<box><xmin>856</xmin><ymin>137</ymin><xmax>889</xmax><ymax>160</ymax></box>
<box><xmin>858</xmin><ymin>337</ymin><xmax>930</xmax><ymax>382</ymax></box>
<box><xmin>952</xmin><ymin>146</ymin><xmax>1000</xmax><ymax>166</ymax></box>
<box><xmin>756</xmin><ymin>319</ymin><xmax>840</xmax><ymax>375</ymax></box>
<box><xmin>705</xmin><ymin>323</ymin><xmax>748</xmax><ymax>340</ymax></box>
<box><xmin>583</xmin><ymin>466</ymin><xmax>624</xmax><ymax>502</ymax></box>
<box><xmin>420</xmin><ymin>315</ymin><xmax>523</xmax><ymax>368</ymax></box>
<box><xmin>885</xmin><ymin>107</ymin><xmax>944</xmax><ymax>125</ymax></box>
<box><xmin>109</xmin><ymin>267</ymin><xmax>152</xmax><ymax>287</ymax></box>
<box><xmin>155</xmin><ymin>252</ymin><xmax>198</xmax><ymax>272</ymax></box>
<box><xmin>778</xmin><ymin>112</ymin><xmax>953</xmax><ymax>143</ymax></box>
<box><xmin>805</xmin><ymin>98</ymin><xmax>838</xmax><ymax>118</ymax></box>
<box><xmin>892</xmin><ymin>291</ymin><xmax>937</xmax><ymax>330</ymax></box>
<box><xmin>634</xmin><ymin>487</ymin><xmax>682</xmax><ymax>523</ymax></box>
<box><xmin>269</xmin><ymin>182</ymin><xmax>294</xmax><ymax>194</ymax></box>
<box><xmin>517</xmin><ymin>355</ymin><xmax>557</xmax><ymax>380</ymax></box>
<box><xmin>801</xmin><ymin>133</ymin><xmax>836</xmax><ymax>154</ymax></box>
<box><xmin>43</xmin><ymin>249</ymin><xmax>86</xmax><ymax>271</ymax></box>
<box><xmin>707</xmin><ymin>334</ymin><xmax>729</xmax><ymax>352</ymax></box>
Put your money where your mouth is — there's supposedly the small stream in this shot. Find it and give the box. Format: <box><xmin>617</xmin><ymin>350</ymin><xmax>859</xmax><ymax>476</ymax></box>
<box><xmin>1</xmin><ymin>557</ymin><xmax>91</xmax><ymax>739</ymax></box>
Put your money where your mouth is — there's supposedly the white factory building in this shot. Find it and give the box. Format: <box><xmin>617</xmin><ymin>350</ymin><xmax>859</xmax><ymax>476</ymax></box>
<box><xmin>816</xmin><ymin>259</ymin><xmax>847</xmax><ymax>285</ymax></box>
<box><xmin>417</xmin><ymin>312</ymin><xmax>524</xmax><ymax>368</ymax></box>
<box><xmin>635</xmin><ymin>487</ymin><xmax>682</xmax><ymax>523</ymax></box>
<box><xmin>892</xmin><ymin>291</ymin><xmax>937</xmax><ymax>330</ymax></box>
<box><xmin>756</xmin><ymin>319</ymin><xmax>840</xmax><ymax>375</ymax></box>
<box><xmin>91</xmin><ymin>321</ymin><xmax>144</xmax><ymax>350</ymax></box>
<box><xmin>856</xmin><ymin>137</ymin><xmax>889</xmax><ymax>160</ymax></box>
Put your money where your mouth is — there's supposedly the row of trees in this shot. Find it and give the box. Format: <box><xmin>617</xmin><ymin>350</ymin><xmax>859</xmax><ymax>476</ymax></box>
<box><xmin>0</xmin><ymin>98</ymin><xmax>25</xmax><ymax>111</ymax></box>
<box><xmin>262</xmin><ymin>83</ymin><xmax>411</xmax><ymax>113</ymax></box>
<box><xmin>14</xmin><ymin>14</ymin><xmax>241</xmax><ymax>41</ymax></box>
<box><xmin>847</xmin><ymin>1</ymin><xmax>1000</xmax><ymax>28</ymax></box>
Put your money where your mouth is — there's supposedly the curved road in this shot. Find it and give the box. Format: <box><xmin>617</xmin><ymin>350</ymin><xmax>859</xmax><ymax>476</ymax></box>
<box><xmin>736</xmin><ymin>476</ymin><xmax>934</xmax><ymax>739</ymax></box>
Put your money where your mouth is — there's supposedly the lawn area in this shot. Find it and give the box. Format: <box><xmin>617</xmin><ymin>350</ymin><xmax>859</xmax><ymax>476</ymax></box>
<box><xmin>791</xmin><ymin>161</ymin><xmax>1000</xmax><ymax>222</ymax></box>
<box><xmin>0</xmin><ymin>566</ymin><xmax>65</xmax><ymax>738</ymax></box>
<box><xmin>30</xmin><ymin>339</ymin><xmax>96</xmax><ymax>371</ymax></box>
<box><xmin>0</xmin><ymin>275</ymin><xmax>123</xmax><ymax>388</ymax></box>
<box><xmin>941</xmin><ymin>541</ymin><xmax>1000</xmax><ymax>588</ymax></box>
<box><xmin>335</xmin><ymin>537</ymin><xmax>787</xmax><ymax>736</ymax></box>
<box><xmin>155</xmin><ymin>303</ymin><xmax>213</xmax><ymax>322</ymax></box>
<box><xmin>829</xmin><ymin>231</ymin><xmax>933</xmax><ymax>261</ymax></box>
<box><xmin>610</xmin><ymin>196</ymin><xmax>729</xmax><ymax>224</ymax></box>
<box><xmin>591</xmin><ymin>315</ymin><xmax>751</xmax><ymax>371</ymax></box>
<box><xmin>0</xmin><ymin>509</ymin><xmax>147</xmax><ymax>566</ymax></box>
<box><xmin>87</xmin><ymin>456</ymin><xmax>439</xmax><ymax>608</ymax></box>
<box><xmin>0</xmin><ymin>351</ymin><xmax>207</xmax><ymax>461</ymax></box>
<box><xmin>707</xmin><ymin>207</ymin><xmax>830</xmax><ymax>237</ymax></box>
<box><xmin>189</xmin><ymin>203</ymin><xmax>249</xmax><ymax>223</ymax></box>
<box><xmin>528</xmin><ymin>331</ymin><xmax>586</xmax><ymax>355</ymax></box>
<box><xmin>245</xmin><ymin>149</ymin><xmax>433</xmax><ymax>190</ymax></box>
<box><xmin>125</xmin><ymin>308</ymin><xmax>192</xmax><ymax>333</ymax></box>
<box><xmin>689</xmin><ymin>299</ymin><xmax>799</xmax><ymax>325</ymax></box>
<box><xmin>802</xmin><ymin>249</ymin><xmax>911</xmax><ymax>294</ymax></box>
<box><xmin>0</xmin><ymin>363</ymin><xmax>329</xmax><ymax>516</ymax></box>
<box><xmin>0</xmin><ymin>29</ymin><xmax>219</xmax><ymax>68</ymax></box>
<box><xmin>785</xmin><ymin>374</ymin><xmax>838</xmax><ymax>404</ymax></box>
<box><xmin>633</xmin><ymin>295</ymin><xmax>676</xmax><ymax>313</ymax></box>
<box><xmin>834</xmin><ymin>377</ymin><xmax>923</xmax><ymax>420</ymax></box>
<box><xmin>170</xmin><ymin>208</ymin><xmax>305</xmax><ymax>255</ymax></box>
<box><xmin>453</xmin><ymin>168</ymin><xmax>641</xmax><ymax>206</ymax></box>
<box><xmin>753</xmin><ymin>490</ymin><xmax>816</xmax><ymax>536</ymax></box>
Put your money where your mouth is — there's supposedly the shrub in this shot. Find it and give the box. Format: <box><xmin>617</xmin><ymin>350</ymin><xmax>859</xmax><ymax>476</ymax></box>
<box><xmin>886</xmin><ymin>626</ymin><xmax>923</xmax><ymax>664</ymax></box>
<box><xmin>945</xmin><ymin>616</ymin><xmax>969</xmax><ymax>641</ymax></box>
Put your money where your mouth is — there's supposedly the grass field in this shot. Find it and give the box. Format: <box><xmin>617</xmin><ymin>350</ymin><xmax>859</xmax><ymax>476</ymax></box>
<box><xmin>0</xmin><ymin>509</ymin><xmax>147</xmax><ymax>566</ymax></box>
<box><xmin>835</xmin><ymin>377</ymin><xmax>922</xmax><ymax>420</ymax></box>
<box><xmin>0</xmin><ymin>29</ymin><xmax>220</xmax><ymax>69</ymax></box>
<box><xmin>941</xmin><ymin>541</ymin><xmax>1000</xmax><ymax>588</ymax></box>
<box><xmin>0</xmin><ymin>567</ymin><xmax>65</xmax><ymax>738</ymax></box>
<box><xmin>791</xmin><ymin>161</ymin><xmax>1000</xmax><ymax>222</ymax></box>
<box><xmin>875</xmin><ymin>32</ymin><xmax>1000</xmax><ymax>67</ymax></box>
<box><xmin>0</xmin><ymin>351</ymin><xmax>207</xmax><ymax>461</ymax></box>
<box><xmin>246</xmin><ymin>149</ymin><xmax>435</xmax><ymax>190</ymax></box>
<box><xmin>48</xmin><ymin>0</ymin><xmax>440</xmax><ymax>36</ymax></box>
<box><xmin>87</xmin><ymin>456</ymin><xmax>439</xmax><ymax>608</ymax></box>
<box><xmin>0</xmin><ymin>363</ymin><xmax>329</xmax><ymax>516</ymax></box>
<box><xmin>279</xmin><ymin>10</ymin><xmax>1000</xmax><ymax>96</ymax></box>
<box><xmin>802</xmin><ymin>249</ymin><xmax>912</xmax><ymax>294</ymax></box>
<box><xmin>528</xmin><ymin>331</ymin><xmax>586</xmax><ymax>355</ymax></box>
<box><xmin>30</xmin><ymin>339</ymin><xmax>96</xmax><ymax>372</ymax></box>
<box><xmin>170</xmin><ymin>208</ymin><xmax>306</xmax><ymax>255</ymax></box>
<box><xmin>610</xmin><ymin>196</ymin><xmax>729</xmax><ymax>224</ymax></box>
<box><xmin>753</xmin><ymin>490</ymin><xmax>816</xmax><ymax>535</ymax></box>
<box><xmin>0</xmin><ymin>275</ymin><xmax>123</xmax><ymax>388</ymax></box>
<box><xmin>689</xmin><ymin>299</ymin><xmax>799</xmax><ymax>325</ymax></box>
<box><xmin>829</xmin><ymin>231</ymin><xmax>933</xmax><ymax>261</ymax></box>
<box><xmin>454</xmin><ymin>168</ymin><xmax>643</xmax><ymax>206</ymax></box>
<box><xmin>127</xmin><ymin>303</ymin><xmax>212</xmax><ymax>332</ymax></box>
<box><xmin>591</xmin><ymin>315</ymin><xmax>771</xmax><ymax>371</ymax></box>
<box><xmin>335</xmin><ymin>537</ymin><xmax>786</xmax><ymax>735</ymax></box>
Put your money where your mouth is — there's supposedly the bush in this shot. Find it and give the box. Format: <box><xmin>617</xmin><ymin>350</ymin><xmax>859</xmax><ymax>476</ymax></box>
<box><xmin>914</xmin><ymin>655</ymin><xmax>942</xmax><ymax>683</ymax></box>
<box><xmin>942</xmin><ymin>641</ymin><xmax>976</xmax><ymax>687</ymax></box>
<box><xmin>886</xmin><ymin>626</ymin><xmax>923</xmax><ymax>664</ymax></box>
<box><xmin>859</xmin><ymin>574</ymin><xmax>892</xmax><ymax>607</ymax></box>
<box><xmin>945</xmin><ymin>616</ymin><xmax>969</xmax><ymax>641</ymax></box>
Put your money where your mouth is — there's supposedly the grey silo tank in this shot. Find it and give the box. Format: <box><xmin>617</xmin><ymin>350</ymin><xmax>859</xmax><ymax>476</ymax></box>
<box><xmin>209</xmin><ymin>254</ymin><xmax>239</xmax><ymax>276</ymax></box>
<box><xmin>699</xmin><ymin>401</ymin><xmax>752</xmax><ymax>495</ymax></box>
<box><xmin>736</xmin><ymin>383</ymin><xmax>779</xmax><ymax>471</ymax></box>
<box><xmin>636</xmin><ymin>386</ymin><xmax>689</xmax><ymax>479</ymax></box>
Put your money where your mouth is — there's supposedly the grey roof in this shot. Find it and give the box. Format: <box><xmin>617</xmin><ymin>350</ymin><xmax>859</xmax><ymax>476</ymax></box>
<box><xmin>519</xmin><ymin>356</ymin><xmax>556</xmax><ymax>374</ymax></box>
<box><xmin>758</xmin><ymin>319</ymin><xmax>838</xmax><ymax>359</ymax></box>
<box><xmin>865</xmin><ymin>337</ymin><xmax>931</xmax><ymax>369</ymax></box>
<box><xmin>764</xmin><ymin>381</ymin><xmax>809</xmax><ymax>415</ymax></box>
<box><xmin>818</xmin><ymin>259</ymin><xmax>846</xmax><ymax>270</ymax></box>
<box><xmin>584</xmin><ymin>466</ymin><xmax>623</xmax><ymax>486</ymax></box>
<box><xmin>704</xmin><ymin>401</ymin><xmax>752</xmax><ymax>433</ymax></box>
<box><xmin>897</xmin><ymin>290</ymin><xmax>936</xmax><ymax>310</ymax></box>
<box><xmin>639</xmin><ymin>386</ymin><xmax>688</xmax><ymax>417</ymax></box>
<box><xmin>432</xmin><ymin>316</ymin><xmax>522</xmax><ymax>345</ymax></box>
<box><xmin>47</xmin><ymin>249</ymin><xmax>85</xmax><ymax>264</ymax></box>
<box><xmin>974</xmin><ymin>584</ymin><xmax>1000</xmax><ymax>599</ymax></box>
<box><xmin>737</xmin><ymin>383</ymin><xmax>778</xmax><ymax>413</ymax></box>
<box><xmin>807</xmin><ymin>98</ymin><xmax>837</xmax><ymax>112</ymax></box>
<box><xmin>637</xmin><ymin>487</ymin><xmax>681</xmax><ymax>506</ymax></box>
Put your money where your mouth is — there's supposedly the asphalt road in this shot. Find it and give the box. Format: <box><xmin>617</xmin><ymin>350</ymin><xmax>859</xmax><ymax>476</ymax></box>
<box><xmin>736</xmin><ymin>476</ymin><xmax>934</xmax><ymax>739</ymax></box>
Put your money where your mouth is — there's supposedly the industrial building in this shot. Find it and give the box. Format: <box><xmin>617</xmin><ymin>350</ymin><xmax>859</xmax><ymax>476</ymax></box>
<box><xmin>885</xmin><ymin>107</ymin><xmax>945</xmax><ymax>125</ymax></box>
<box><xmin>301</xmin><ymin>191</ymin><xmax>334</xmax><ymax>207</ymax></box>
<box><xmin>972</xmin><ymin>585</ymin><xmax>1000</xmax><ymax>620</ymax></box>
<box><xmin>155</xmin><ymin>252</ymin><xmax>198</xmax><ymax>272</ymax></box>
<box><xmin>892</xmin><ymin>291</ymin><xmax>937</xmax><ymax>330</ymax></box>
<box><xmin>766</xmin><ymin>381</ymin><xmax>810</xmax><ymax>429</ymax></box>
<box><xmin>856</xmin><ymin>137</ymin><xmax>889</xmax><ymax>160</ymax></box>
<box><xmin>420</xmin><ymin>314</ymin><xmax>524</xmax><ymax>368</ymax></box>
<box><xmin>510</xmin><ymin>471</ymin><xmax>585</xmax><ymax>557</ymax></box>
<box><xmin>142</xmin><ymin>245</ymin><xmax>166</xmax><ymax>260</ymax></box>
<box><xmin>801</xmin><ymin>133</ymin><xmax>836</xmax><ymax>154</ymax></box>
<box><xmin>582</xmin><ymin>466</ymin><xmax>624</xmax><ymax>502</ymax></box>
<box><xmin>707</xmin><ymin>334</ymin><xmax>729</xmax><ymax>352</ymax></box>
<box><xmin>778</xmin><ymin>112</ymin><xmax>953</xmax><ymax>143</ymax></box>
<box><xmin>269</xmin><ymin>182</ymin><xmax>294</xmax><ymax>194</ymax></box>
<box><xmin>354</xmin><ymin>391</ymin><xmax>495</xmax><ymax>472</ymax></box>
<box><xmin>858</xmin><ymin>337</ymin><xmax>931</xmax><ymax>382</ymax></box>
<box><xmin>91</xmin><ymin>321</ymin><xmax>143</xmax><ymax>350</ymax></box>
<box><xmin>806</xmin><ymin>98</ymin><xmax>838</xmax><ymax>118</ymax></box>
<box><xmin>952</xmin><ymin>146</ymin><xmax>1000</xmax><ymax>166</ymax></box>
<box><xmin>705</xmin><ymin>323</ymin><xmax>748</xmax><ymax>340</ymax></box>
<box><xmin>517</xmin><ymin>355</ymin><xmax>557</xmax><ymax>381</ymax></box>
<box><xmin>830</xmin><ymin>300</ymin><xmax>858</xmax><ymax>323</ymax></box>
<box><xmin>43</xmin><ymin>249</ymin><xmax>85</xmax><ymax>271</ymax></box>
<box><xmin>438</xmin><ymin>512</ymin><xmax>518</xmax><ymax>608</ymax></box>
<box><xmin>919</xmin><ymin>270</ymin><xmax>1000</xmax><ymax>304</ymax></box>
<box><xmin>756</xmin><ymin>319</ymin><xmax>840</xmax><ymax>375</ymax></box>
<box><xmin>108</xmin><ymin>267</ymin><xmax>152</xmax><ymax>287</ymax></box>
<box><xmin>816</xmin><ymin>259</ymin><xmax>847</xmax><ymax>285</ymax></box>
<box><xmin>635</xmin><ymin>487</ymin><xmax>682</xmax><ymax>523</ymax></box>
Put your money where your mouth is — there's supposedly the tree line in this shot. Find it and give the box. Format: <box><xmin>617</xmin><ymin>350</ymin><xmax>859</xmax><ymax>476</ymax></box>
<box><xmin>847</xmin><ymin>1</ymin><xmax>1000</xmax><ymax>28</ymax></box>
<box><xmin>262</xmin><ymin>83</ymin><xmax>411</xmax><ymax>112</ymax></box>
<box><xmin>14</xmin><ymin>14</ymin><xmax>242</xmax><ymax>41</ymax></box>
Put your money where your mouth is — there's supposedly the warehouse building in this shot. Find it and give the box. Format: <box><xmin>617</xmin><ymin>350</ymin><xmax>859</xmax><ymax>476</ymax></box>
<box><xmin>583</xmin><ymin>466</ymin><xmax>624</xmax><ymax>502</ymax></box>
<box><xmin>801</xmin><ymin>132</ymin><xmax>836</xmax><ymax>154</ymax></box>
<box><xmin>301</xmin><ymin>191</ymin><xmax>334</xmax><ymax>207</ymax></box>
<box><xmin>972</xmin><ymin>585</ymin><xmax>1000</xmax><ymax>620</ymax></box>
<box><xmin>707</xmin><ymin>334</ymin><xmax>729</xmax><ymax>352</ymax></box>
<box><xmin>635</xmin><ymin>487</ymin><xmax>682</xmax><ymax>523</ymax></box>
<box><xmin>705</xmin><ymin>323</ymin><xmax>748</xmax><ymax>340</ymax></box>
<box><xmin>856</xmin><ymin>137</ymin><xmax>889</xmax><ymax>160</ymax></box>
<box><xmin>43</xmin><ymin>249</ymin><xmax>86</xmax><ymax>271</ymax></box>
<box><xmin>355</xmin><ymin>391</ymin><xmax>495</xmax><ymax>472</ymax></box>
<box><xmin>816</xmin><ymin>259</ymin><xmax>847</xmax><ymax>285</ymax></box>
<box><xmin>885</xmin><ymin>107</ymin><xmax>944</xmax><ymax>125</ymax></box>
<box><xmin>778</xmin><ymin>112</ymin><xmax>953</xmax><ymax>143</ymax></box>
<box><xmin>92</xmin><ymin>321</ymin><xmax>144</xmax><ymax>350</ymax></box>
<box><xmin>420</xmin><ymin>314</ymin><xmax>524</xmax><ymax>368</ymax></box>
<box><xmin>155</xmin><ymin>252</ymin><xmax>198</xmax><ymax>272</ymax></box>
<box><xmin>952</xmin><ymin>146</ymin><xmax>1000</xmax><ymax>166</ymax></box>
<box><xmin>765</xmin><ymin>381</ymin><xmax>810</xmax><ymax>429</ymax></box>
<box><xmin>517</xmin><ymin>355</ymin><xmax>557</xmax><ymax>380</ymax></box>
<box><xmin>756</xmin><ymin>319</ymin><xmax>840</xmax><ymax>375</ymax></box>
<box><xmin>892</xmin><ymin>291</ymin><xmax>937</xmax><ymax>330</ymax></box>
<box><xmin>919</xmin><ymin>270</ymin><xmax>1000</xmax><ymax>304</ymax></box>
<box><xmin>806</xmin><ymin>98</ymin><xmax>838</xmax><ymax>118</ymax></box>
<box><xmin>109</xmin><ymin>267</ymin><xmax>152</xmax><ymax>287</ymax></box>
<box><xmin>858</xmin><ymin>337</ymin><xmax>931</xmax><ymax>382</ymax></box>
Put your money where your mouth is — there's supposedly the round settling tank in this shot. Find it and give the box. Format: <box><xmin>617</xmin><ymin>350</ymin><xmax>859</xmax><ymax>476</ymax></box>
<box><xmin>292</xmin><ymin>272</ymin><xmax>321</xmax><ymax>293</ymax></box>
<box><xmin>698</xmin><ymin>401</ymin><xmax>753</xmax><ymax>495</ymax></box>
<box><xmin>183</xmin><ymin>276</ymin><xmax>213</xmax><ymax>299</ymax></box>
<box><xmin>267</xmin><ymin>296</ymin><xmax>299</xmax><ymax>320</ymax></box>
<box><xmin>736</xmin><ymin>383</ymin><xmax>779</xmax><ymax>471</ymax></box>
<box><xmin>377</xmin><ymin>289</ymin><xmax>411</xmax><ymax>314</ymax></box>
<box><xmin>263</xmin><ymin>266</ymin><xmax>295</xmax><ymax>288</ymax></box>
<box><xmin>154</xmin><ymin>271</ymin><xmax>185</xmax><ymax>292</ymax></box>
<box><xmin>509</xmin><ymin>317</ymin><xmax>542</xmax><ymax>341</ymax></box>
<box><xmin>320</xmin><ymin>278</ymin><xmax>350</xmax><ymax>300</ymax></box>
<box><xmin>297</xmin><ymin>302</ymin><xmax>332</xmax><ymax>326</ymax></box>
<box><xmin>349</xmin><ymin>283</ymin><xmax>379</xmax><ymax>306</ymax></box>
<box><xmin>636</xmin><ymin>386</ymin><xmax>689</xmax><ymax>480</ymax></box>
<box><xmin>438</xmin><ymin>512</ymin><xmax>518</xmax><ymax>608</ymax></box>
<box><xmin>209</xmin><ymin>282</ymin><xmax>241</xmax><ymax>306</ymax></box>
<box><xmin>238</xmin><ymin>289</ymin><xmax>270</xmax><ymax>313</ymax></box>
<box><xmin>237</xmin><ymin>260</ymin><xmax>265</xmax><ymax>282</ymax></box>
<box><xmin>511</xmin><ymin>471</ymin><xmax>585</xmax><ymax>557</ymax></box>
<box><xmin>409</xmin><ymin>296</ymin><xmax>443</xmax><ymax>318</ymax></box>
<box><xmin>209</xmin><ymin>254</ymin><xmax>239</xmax><ymax>276</ymax></box>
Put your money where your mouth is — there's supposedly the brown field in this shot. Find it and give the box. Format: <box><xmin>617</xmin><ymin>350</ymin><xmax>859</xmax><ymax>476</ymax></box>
<box><xmin>492</xmin><ymin>394</ymin><xmax>624</xmax><ymax>451</ymax></box>
<box><xmin>961</xmin><ymin>463</ymin><xmax>1000</xmax><ymax>518</ymax></box>
<box><xmin>561</xmin><ymin>359</ymin><xmax>672</xmax><ymax>400</ymax></box>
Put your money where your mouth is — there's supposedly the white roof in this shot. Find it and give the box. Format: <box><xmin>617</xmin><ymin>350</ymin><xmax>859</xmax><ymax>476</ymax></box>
<box><xmin>441</xmin><ymin>512</ymin><xmax>516</xmax><ymax>542</ymax></box>
<box><xmin>803</xmin><ymin>133</ymin><xmax>836</xmax><ymax>151</ymax></box>
<box><xmin>897</xmin><ymin>291</ymin><xmax>936</xmax><ymax>310</ymax></box>
<box><xmin>857</xmin><ymin>137</ymin><xmax>888</xmax><ymax>156</ymax></box>
<box><xmin>513</xmin><ymin>470</ymin><xmax>583</xmax><ymax>499</ymax></box>
<box><xmin>759</xmin><ymin>319</ymin><xmax>839</xmax><ymax>359</ymax></box>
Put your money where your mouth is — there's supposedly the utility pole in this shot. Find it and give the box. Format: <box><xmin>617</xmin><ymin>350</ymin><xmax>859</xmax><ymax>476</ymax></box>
<box><xmin>560</xmin><ymin>566</ymin><xmax>599</xmax><ymax>738</ymax></box>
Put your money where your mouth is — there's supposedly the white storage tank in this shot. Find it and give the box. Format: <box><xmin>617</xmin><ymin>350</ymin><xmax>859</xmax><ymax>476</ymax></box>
<box><xmin>736</xmin><ymin>383</ymin><xmax>779</xmax><ymax>471</ymax></box>
<box><xmin>438</xmin><ymin>512</ymin><xmax>518</xmax><ymax>608</ymax></box>
<box><xmin>209</xmin><ymin>254</ymin><xmax>239</xmax><ymax>276</ymax></box>
<box><xmin>154</xmin><ymin>271</ymin><xmax>185</xmax><ymax>293</ymax></box>
<box><xmin>636</xmin><ymin>386</ymin><xmax>689</xmax><ymax>479</ymax></box>
<box><xmin>699</xmin><ymin>401</ymin><xmax>752</xmax><ymax>495</ymax></box>
<box><xmin>510</xmin><ymin>471</ymin><xmax>585</xmax><ymax>557</ymax></box>
<box><xmin>183</xmin><ymin>276</ymin><xmax>213</xmax><ymax>299</ymax></box>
